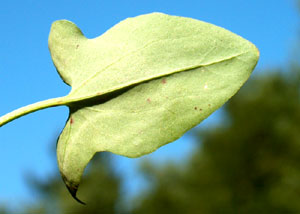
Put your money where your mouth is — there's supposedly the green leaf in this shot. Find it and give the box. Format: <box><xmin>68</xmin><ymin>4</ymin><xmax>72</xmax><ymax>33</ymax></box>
<box><xmin>53</xmin><ymin>13</ymin><xmax>259</xmax><ymax>201</ymax></box>
<box><xmin>0</xmin><ymin>12</ymin><xmax>259</xmax><ymax>203</ymax></box>
<box><xmin>48</xmin><ymin>12</ymin><xmax>257</xmax><ymax>102</ymax></box>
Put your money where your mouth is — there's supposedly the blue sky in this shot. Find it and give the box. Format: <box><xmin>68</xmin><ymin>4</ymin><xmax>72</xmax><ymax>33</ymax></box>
<box><xmin>0</xmin><ymin>0</ymin><xmax>299</xmax><ymax>210</ymax></box>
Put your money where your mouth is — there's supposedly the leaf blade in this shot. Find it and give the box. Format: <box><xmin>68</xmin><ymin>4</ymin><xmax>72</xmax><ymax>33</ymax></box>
<box><xmin>57</xmin><ymin>45</ymin><xmax>259</xmax><ymax>196</ymax></box>
<box><xmin>49</xmin><ymin>13</ymin><xmax>258</xmax><ymax>102</ymax></box>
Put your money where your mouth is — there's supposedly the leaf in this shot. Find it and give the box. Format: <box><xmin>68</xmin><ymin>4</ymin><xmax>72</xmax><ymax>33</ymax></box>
<box><xmin>0</xmin><ymin>12</ymin><xmax>259</xmax><ymax>203</ymax></box>
<box><xmin>48</xmin><ymin>12</ymin><xmax>256</xmax><ymax>102</ymax></box>
<box><xmin>51</xmin><ymin>13</ymin><xmax>259</xmax><ymax>201</ymax></box>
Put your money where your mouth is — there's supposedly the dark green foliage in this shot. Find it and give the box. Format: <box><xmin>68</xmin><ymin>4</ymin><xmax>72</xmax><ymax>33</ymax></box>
<box><xmin>27</xmin><ymin>154</ymin><xmax>120</xmax><ymax>214</ymax></box>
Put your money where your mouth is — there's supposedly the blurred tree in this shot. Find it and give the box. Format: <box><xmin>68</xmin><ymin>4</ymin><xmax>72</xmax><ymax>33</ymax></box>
<box><xmin>26</xmin><ymin>153</ymin><xmax>121</xmax><ymax>214</ymax></box>
<box><xmin>132</xmin><ymin>70</ymin><xmax>300</xmax><ymax>214</ymax></box>
<box><xmin>0</xmin><ymin>206</ymin><xmax>9</xmax><ymax>214</ymax></box>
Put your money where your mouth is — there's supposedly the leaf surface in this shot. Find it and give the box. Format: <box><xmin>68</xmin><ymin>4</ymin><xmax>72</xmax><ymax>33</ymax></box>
<box><xmin>49</xmin><ymin>13</ymin><xmax>259</xmax><ymax>200</ymax></box>
<box><xmin>49</xmin><ymin>12</ymin><xmax>255</xmax><ymax>102</ymax></box>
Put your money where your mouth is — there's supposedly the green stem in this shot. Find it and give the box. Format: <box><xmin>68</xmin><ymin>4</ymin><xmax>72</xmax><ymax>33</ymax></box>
<box><xmin>0</xmin><ymin>96</ymin><xmax>67</xmax><ymax>127</ymax></box>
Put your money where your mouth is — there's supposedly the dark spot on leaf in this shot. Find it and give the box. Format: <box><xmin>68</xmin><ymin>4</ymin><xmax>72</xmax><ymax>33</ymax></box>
<box><xmin>199</xmin><ymin>108</ymin><xmax>202</xmax><ymax>111</ymax></box>
<box><xmin>70</xmin><ymin>82</ymin><xmax>136</xmax><ymax>111</ymax></box>
<box><xmin>194</xmin><ymin>107</ymin><xmax>198</xmax><ymax>110</ymax></box>
<box><xmin>147</xmin><ymin>98</ymin><xmax>151</xmax><ymax>103</ymax></box>
<box><xmin>208</xmin><ymin>104</ymin><xmax>211</xmax><ymax>107</ymax></box>
<box><xmin>162</xmin><ymin>79</ymin><xmax>167</xmax><ymax>84</ymax></box>
<box><xmin>76</xmin><ymin>44</ymin><xmax>79</xmax><ymax>49</ymax></box>
<box><xmin>70</xmin><ymin>118</ymin><xmax>74</xmax><ymax>124</ymax></box>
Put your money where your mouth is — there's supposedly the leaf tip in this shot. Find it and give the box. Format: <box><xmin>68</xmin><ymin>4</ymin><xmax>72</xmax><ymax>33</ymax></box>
<box><xmin>50</xmin><ymin>20</ymin><xmax>83</xmax><ymax>38</ymax></box>
<box><xmin>61</xmin><ymin>173</ymin><xmax>86</xmax><ymax>205</ymax></box>
<box><xmin>66</xmin><ymin>183</ymin><xmax>86</xmax><ymax>205</ymax></box>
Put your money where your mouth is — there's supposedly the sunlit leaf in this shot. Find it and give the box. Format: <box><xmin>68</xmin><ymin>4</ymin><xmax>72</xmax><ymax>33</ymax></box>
<box><xmin>51</xmin><ymin>13</ymin><xmax>259</xmax><ymax>201</ymax></box>
<box><xmin>0</xmin><ymin>12</ymin><xmax>259</xmax><ymax>203</ymax></box>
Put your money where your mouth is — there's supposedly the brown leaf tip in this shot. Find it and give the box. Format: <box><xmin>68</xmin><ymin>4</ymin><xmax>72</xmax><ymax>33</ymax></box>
<box><xmin>61</xmin><ymin>174</ymin><xmax>86</xmax><ymax>205</ymax></box>
<box><xmin>66</xmin><ymin>183</ymin><xmax>86</xmax><ymax>205</ymax></box>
